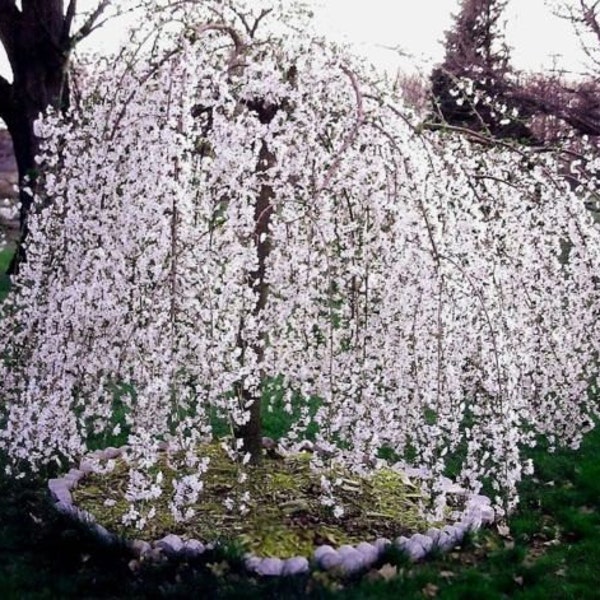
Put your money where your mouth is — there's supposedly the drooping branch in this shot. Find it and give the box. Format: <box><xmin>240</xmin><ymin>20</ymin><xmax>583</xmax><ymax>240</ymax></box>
<box><xmin>191</xmin><ymin>22</ymin><xmax>247</xmax><ymax>71</ymax></box>
<box><xmin>318</xmin><ymin>66</ymin><xmax>365</xmax><ymax>195</ymax></box>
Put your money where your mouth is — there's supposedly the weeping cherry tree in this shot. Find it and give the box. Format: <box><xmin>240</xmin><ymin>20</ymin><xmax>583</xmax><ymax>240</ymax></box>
<box><xmin>1</xmin><ymin>0</ymin><xmax>600</xmax><ymax>527</ymax></box>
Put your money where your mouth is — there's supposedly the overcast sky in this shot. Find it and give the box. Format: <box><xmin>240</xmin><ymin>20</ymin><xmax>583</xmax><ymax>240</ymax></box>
<box><xmin>314</xmin><ymin>0</ymin><xmax>585</xmax><ymax>75</ymax></box>
<box><xmin>0</xmin><ymin>0</ymin><xmax>589</xmax><ymax>80</ymax></box>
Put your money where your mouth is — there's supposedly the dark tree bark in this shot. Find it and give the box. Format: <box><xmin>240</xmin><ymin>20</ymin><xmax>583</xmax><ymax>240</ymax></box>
<box><xmin>0</xmin><ymin>0</ymin><xmax>111</xmax><ymax>274</ymax></box>
<box><xmin>234</xmin><ymin>100</ymin><xmax>278</xmax><ymax>464</ymax></box>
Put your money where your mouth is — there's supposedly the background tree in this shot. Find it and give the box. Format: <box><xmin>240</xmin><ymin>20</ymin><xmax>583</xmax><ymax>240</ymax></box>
<box><xmin>0</xmin><ymin>0</ymin><xmax>124</xmax><ymax>274</ymax></box>
<box><xmin>429</xmin><ymin>0</ymin><xmax>534</xmax><ymax>141</ymax></box>
<box><xmin>506</xmin><ymin>1</ymin><xmax>600</xmax><ymax>139</ymax></box>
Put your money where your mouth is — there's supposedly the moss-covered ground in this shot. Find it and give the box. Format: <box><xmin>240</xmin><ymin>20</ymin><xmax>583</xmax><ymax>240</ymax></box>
<box><xmin>0</xmin><ymin>420</ymin><xmax>597</xmax><ymax>598</ymax></box>
<box><xmin>74</xmin><ymin>442</ymin><xmax>427</xmax><ymax>558</ymax></box>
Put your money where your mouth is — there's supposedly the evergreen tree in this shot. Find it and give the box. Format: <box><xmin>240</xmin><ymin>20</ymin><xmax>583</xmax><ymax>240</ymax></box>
<box><xmin>430</xmin><ymin>0</ymin><xmax>533</xmax><ymax>140</ymax></box>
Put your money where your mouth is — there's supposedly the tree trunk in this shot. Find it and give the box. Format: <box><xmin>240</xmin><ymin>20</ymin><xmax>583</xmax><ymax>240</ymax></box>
<box><xmin>0</xmin><ymin>1</ymin><xmax>72</xmax><ymax>274</ymax></box>
<box><xmin>235</xmin><ymin>103</ymin><xmax>278</xmax><ymax>464</ymax></box>
<box><xmin>5</xmin><ymin>98</ymin><xmax>51</xmax><ymax>274</ymax></box>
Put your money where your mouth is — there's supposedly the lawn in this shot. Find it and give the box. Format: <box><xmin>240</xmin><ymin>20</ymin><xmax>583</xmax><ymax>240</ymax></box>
<box><xmin>0</xmin><ymin>247</ymin><xmax>11</xmax><ymax>301</ymax></box>
<box><xmin>0</xmin><ymin>412</ymin><xmax>599</xmax><ymax>598</ymax></box>
<box><xmin>1</xmin><ymin>246</ymin><xmax>599</xmax><ymax>597</ymax></box>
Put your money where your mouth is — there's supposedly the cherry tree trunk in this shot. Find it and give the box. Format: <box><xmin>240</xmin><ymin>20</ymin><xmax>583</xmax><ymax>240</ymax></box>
<box><xmin>234</xmin><ymin>98</ymin><xmax>278</xmax><ymax>462</ymax></box>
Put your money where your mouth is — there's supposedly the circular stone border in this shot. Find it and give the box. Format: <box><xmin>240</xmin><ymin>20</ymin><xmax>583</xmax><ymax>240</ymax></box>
<box><xmin>47</xmin><ymin>443</ymin><xmax>496</xmax><ymax>577</ymax></box>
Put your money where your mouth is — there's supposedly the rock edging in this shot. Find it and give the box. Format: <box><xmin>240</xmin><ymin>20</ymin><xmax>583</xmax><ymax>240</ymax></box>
<box><xmin>47</xmin><ymin>444</ymin><xmax>495</xmax><ymax>577</ymax></box>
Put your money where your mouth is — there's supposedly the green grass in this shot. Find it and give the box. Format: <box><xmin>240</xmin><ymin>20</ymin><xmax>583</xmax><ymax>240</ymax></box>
<box><xmin>0</xmin><ymin>418</ymin><xmax>599</xmax><ymax>597</ymax></box>
<box><xmin>0</xmin><ymin>247</ymin><xmax>12</xmax><ymax>301</ymax></box>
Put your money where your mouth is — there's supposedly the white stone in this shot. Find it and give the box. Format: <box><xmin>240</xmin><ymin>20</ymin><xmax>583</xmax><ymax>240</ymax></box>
<box><xmin>337</xmin><ymin>545</ymin><xmax>360</xmax><ymax>559</ymax></box>
<box><xmin>67</xmin><ymin>468</ymin><xmax>84</xmax><ymax>481</ymax></box>
<box><xmin>425</xmin><ymin>528</ymin><xmax>441</xmax><ymax>544</ymax></box>
<box><xmin>54</xmin><ymin>500</ymin><xmax>76</xmax><ymax>515</ymax></box>
<box><xmin>281</xmin><ymin>556</ymin><xmax>309</xmax><ymax>576</ymax></box>
<box><xmin>454</xmin><ymin>519</ymin><xmax>471</xmax><ymax>540</ymax></box>
<box><xmin>436</xmin><ymin>531</ymin><xmax>454</xmax><ymax>551</ymax></box>
<box><xmin>355</xmin><ymin>541</ymin><xmax>379</xmax><ymax>565</ymax></box>
<box><xmin>63</xmin><ymin>473</ymin><xmax>80</xmax><ymax>488</ymax></box>
<box><xmin>314</xmin><ymin>545</ymin><xmax>336</xmax><ymax>561</ymax></box>
<box><xmin>155</xmin><ymin>534</ymin><xmax>183</xmax><ymax>555</ymax></box>
<box><xmin>75</xmin><ymin>508</ymin><xmax>95</xmax><ymax>523</ymax></box>
<box><xmin>341</xmin><ymin>553</ymin><xmax>365</xmax><ymax>574</ymax></box>
<box><xmin>319</xmin><ymin>552</ymin><xmax>343</xmax><ymax>570</ymax></box>
<box><xmin>410</xmin><ymin>533</ymin><xmax>433</xmax><ymax>553</ymax></box>
<box><xmin>480</xmin><ymin>505</ymin><xmax>495</xmax><ymax>524</ymax></box>
<box><xmin>53</xmin><ymin>487</ymin><xmax>72</xmax><ymax>505</ymax></box>
<box><xmin>404</xmin><ymin>539</ymin><xmax>427</xmax><ymax>561</ymax></box>
<box><xmin>374</xmin><ymin>538</ymin><xmax>391</xmax><ymax>554</ymax></box>
<box><xmin>78</xmin><ymin>460</ymin><xmax>96</xmax><ymax>474</ymax></box>
<box><xmin>182</xmin><ymin>539</ymin><xmax>206</xmax><ymax>557</ymax></box>
<box><xmin>394</xmin><ymin>535</ymin><xmax>409</xmax><ymax>550</ymax></box>
<box><xmin>103</xmin><ymin>446</ymin><xmax>122</xmax><ymax>459</ymax></box>
<box><xmin>465</xmin><ymin>507</ymin><xmax>483</xmax><ymax>530</ymax></box>
<box><xmin>147</xmin><ymin>548</ymin><xmax>167</xmax><ymax>563</ymax></box>
<box><xmin>93</xmin><ymin>524</ymin><xmax>114</xmax><ymax>544</ymax></box>
<box><xmin>442</xmin><ymin>525</ymin><xmax>461</xmax><ymax>543</ymax></box>
<box><xmin>131</xmin><ymin>539</ymin><xmax>152</xmax><ymax>557</ymax></box>
<box><xmin>337</xmin><ymin>546</ymin><xmax>366</xmax><ymax>570</ymax></box>
<box><xmin>244</xmin><ymin>555</ymin><xmax>262</xmax><ymax>572</ymax></box>
<box><xmin>439</xmin><ymin>476</ymin><xmax>453</xmax><ymax>489</ymax></box>
<box><xmin>48</xmin><ymin>477</ymin><xmax>66</xmax><ymax>490</ymax></box>
<box><xmin>470</xmin><ymin>494</ymin><xmax>491</xmax><ymax>506</ymax></box>
<box><xmin>256</xmin><ymin>557</ymin><xmax>284</xmax><ymax>576</ymax></box>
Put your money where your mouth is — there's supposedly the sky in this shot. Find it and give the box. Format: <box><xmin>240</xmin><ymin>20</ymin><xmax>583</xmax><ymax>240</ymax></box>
<box><xmin>313</xmin><ymin>0</ymin><xmax>586</xmax><ymax>75</ymax></box>
<box><xmin>0</xmin><ymin>0</ymin><xmax>590</xmax><ymax>81</ymax></box>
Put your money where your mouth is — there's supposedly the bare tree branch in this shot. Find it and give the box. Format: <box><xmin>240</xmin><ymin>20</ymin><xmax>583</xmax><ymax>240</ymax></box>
<box><xmin>191</xmin><ymin>22</ymin><xmax>248</xmax><ymax>71</ymax></box>
<box><xmin>70</xmin><ymin>0</ymin><xmax>110</xmax><ymax>45</ymax></box>
<box><xmin>63</xmin><ymin>0</ymin><xmax>77</xmax><ymax>44</ymax></box>
<box><xmin>580</xmin><ymin>0</ymin><xmax>600</xmax><ymax>44</ymax></box>
<box><xmin>230</xmin><ymin>7</ymin><xmax>273</xmax><ymax>39</ymax></box>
